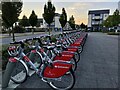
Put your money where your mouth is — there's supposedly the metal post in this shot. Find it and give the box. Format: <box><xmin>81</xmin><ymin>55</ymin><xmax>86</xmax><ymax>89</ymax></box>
<box><xmin>2</xmin><ymin>61</ymin><xmax>16</xmax><ymax>88</ymax></box>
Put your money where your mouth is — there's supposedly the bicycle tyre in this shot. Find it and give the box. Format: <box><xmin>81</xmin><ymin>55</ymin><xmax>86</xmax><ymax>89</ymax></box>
<box><xmin>48</xmin><ymin>68</ymin><xmax>75</xmax><ymax>90</ymax></box>
<box><xmin>74</xmin><ymin>51</ymin><xmax>80</xmax><ymax>63</ymax></box>
<box><xmin>70</xmin><ymin>58</ymin><xmax>77</xmax><ymax>72</ymax></box>
<box><xmin>10</xmin><ymin>60</ymin><xmax>28</xmax><ymax>84</ymax></box>
<box><xmin>26</xmin><ymin>52</ymin><xmax>42</xmax><ymax>70</ymax></box>
<box><xmin>78</xmin><ymin>45</ymin><xmax>83</xmax><ymax>54</ymax></box>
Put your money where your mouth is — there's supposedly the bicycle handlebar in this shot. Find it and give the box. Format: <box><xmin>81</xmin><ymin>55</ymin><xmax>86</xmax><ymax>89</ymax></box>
<box><xmin>25</xmin><ymin>38</ymin><xmax>33</xmax><ymax>42</ymax></box>
<box><xmin>33</xmin><ymin>37</ymin><xmax>43</xmax><ymax>47</ymax></box>
<box><xmin>10</xmin><ymin>41</ymin><xmax>25</xmax><ymax>48</ymax></box>
<box><xmin>33</xmin><ymin>37</ymin><xmax>40</xmax><ymax>40</ymax></box>
<box><xmin>10</xmin><ymin>41</ymin><xmax>23</xmax><ymax>44</ymax></box>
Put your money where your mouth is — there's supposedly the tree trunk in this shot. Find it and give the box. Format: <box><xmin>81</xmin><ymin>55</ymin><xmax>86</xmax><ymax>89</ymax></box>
<box><xmin>62</xmin><ymin>27</ymin><xmax>63</xmax><ymax>34</ymax></box>
<box><xmin>12</xmin><ymin>26</ymin><xmax>15</xmax><ymax>41</ymax></box>
<box><xmin>32</xmin><ymin>26</ymin><xmax>34</xmax><ymax>34</ymax></box>
<box><xmin>49</xmin><ymin>24</ymin><xmax>50</xmax><ymax>35</ymax></box>
<box><xmin>8</xmin><ymin>28</ymin><xmax>11</xmax><ymax>36</ymax></box>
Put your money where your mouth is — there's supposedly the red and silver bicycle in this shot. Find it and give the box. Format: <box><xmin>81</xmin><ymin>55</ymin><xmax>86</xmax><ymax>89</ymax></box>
<box><xmin>5</xmin><ymin>40</ymin><xmax>75</xmax><ymax>90</ymax></box>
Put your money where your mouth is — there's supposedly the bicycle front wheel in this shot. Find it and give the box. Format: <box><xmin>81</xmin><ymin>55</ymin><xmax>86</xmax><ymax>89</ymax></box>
<box><xmin>11</xmin><ymin>60</ymin><xmax>28</xmax><ymax>84</ymax></box>
<box><xmin>48</xmin><ymin>68</ymin><xmax>75</xmax><ymax>90</ymax></box>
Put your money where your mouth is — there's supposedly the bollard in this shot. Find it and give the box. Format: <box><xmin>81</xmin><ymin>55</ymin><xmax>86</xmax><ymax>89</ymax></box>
<box><xmin>2</xmin><ymin>61</ymin><xmax>16</xmax><ymax>88</ymax></box>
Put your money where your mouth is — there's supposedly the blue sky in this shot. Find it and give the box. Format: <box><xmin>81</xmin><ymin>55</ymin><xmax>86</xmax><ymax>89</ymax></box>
<box><xmin>19</xmin><ymin>0</ymin><xmax>120</xmax><ymax>25</ymax></box>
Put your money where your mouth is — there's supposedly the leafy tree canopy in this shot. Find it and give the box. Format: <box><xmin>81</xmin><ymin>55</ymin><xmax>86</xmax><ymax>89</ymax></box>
<box><xmin>29</xmin><ymin>10</ymin><xmax>38</xmax><ymax>27</ymax></box>
<box><xmin>2</xmin><ymin>0</ymin><xmax>23</xmax><ymax>41</ymax></box>
<box><xmin>80</xmin><ymin>23</ymin><xmax>87</xmax><ymax>29</ymax></box>
<box><xmin>20</xmin><ymin>15</ymin><xmax>29</xmax><ymax>27</ymax></box>
<box><xmin>68</xmin><ymin>15</ymin><xmax>75</xmax><ymax>29</ymax></box>
<box><xmin>59</xmin><ymin>8</ymin><xmax>67</xmax><ymax>28</ymax></box>
<box><xmin>43</xmin><ymin>0</ymin><xmax>56</xmax><ymax>26</ymax></box>
<box><xmin>2</xmin><ymin>0</ymin><xmax>23</xmax><ymax>27</ymax></box>
<box><xmin>103</xmin><ymin>9</ymin><xmax>120</xmax><ymax>27</ymax></box>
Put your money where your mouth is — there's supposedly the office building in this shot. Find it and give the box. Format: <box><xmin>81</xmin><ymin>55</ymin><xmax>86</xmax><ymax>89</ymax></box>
<box><xmin>88</xmin><ymin>9</ymin><xmax>110</xmax><ymax>31</ymax></box>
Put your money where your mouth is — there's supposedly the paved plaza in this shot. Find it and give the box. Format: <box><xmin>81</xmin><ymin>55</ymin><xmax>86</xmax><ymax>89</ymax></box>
<box><xmin>14</xmin><ymin>32</ymin><xmax>118</xmax><ymax>89</ymax></box>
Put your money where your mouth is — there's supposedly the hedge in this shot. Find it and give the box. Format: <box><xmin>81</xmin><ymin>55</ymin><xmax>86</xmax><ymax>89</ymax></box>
<box><xmin>107</xmin><ymin>32</ymin><xmax>120</xmax><ymax>35</ymax></box>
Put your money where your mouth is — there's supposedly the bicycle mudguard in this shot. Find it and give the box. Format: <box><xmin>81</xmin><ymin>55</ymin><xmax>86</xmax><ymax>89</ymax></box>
<box><xmin>44</xmin><ymin>62</ymin><xmax>72</xmax><ymax>78</ymax></box>
<box><xmin>76</xmin><ymin>38</ymin><xmax>83</xmax><ymax>41</ymax></box>
<box><xmin>70</xmin><ymin>43</ymin><xmax>81</xmax><ymax>47</ymax></box>
<box><xmin>54</xmin><ymin>56</ymin><xmax>73</xmax><ymax>61</ymax></box>
<box><xmin>67</xmin><ymin>46</ymin><xmax>78</xmax><ymax>49</ymax></box>
<box><xmin>67</xmin><ymin>48</ymin><xmax>78</xmax><ymax>52</ymax></box>
<box><xmin>61</xmin><ymin>52</ymin><xmax>74</xmax><ymax>58</ymax></box>
<box><xmin>75</xmin><ymin>40</ymin><xmax>83</xmax><ymax>43</ymax></box>
<box><xmin>9</xmin><ymin>57</ymin><xmax>17</xmax><ymax>62</ymax></box>
<box><xmin>62</xmin><ymin>51</ymin><xmax>75</xmax><ymax>54</ymax></box>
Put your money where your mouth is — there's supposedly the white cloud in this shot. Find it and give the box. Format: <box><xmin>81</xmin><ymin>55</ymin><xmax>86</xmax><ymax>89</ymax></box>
<box><xmin>67</xmin><ymin>3</ymin><xmax>92</xmax><ymax>10</ymax></box>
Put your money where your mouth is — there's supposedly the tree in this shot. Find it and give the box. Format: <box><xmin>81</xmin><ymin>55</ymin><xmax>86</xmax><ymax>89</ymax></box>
<box><xmin>2</xmin><ymin>17</ymin><xmax>11</xmax><ymax>35</ymax></box>
<box><xmin>112</xmin><ymin>9</ymin><xmax>120</xmax><ymax>26</ymax></box>
<box><xmin>103</xmin><ymin>15</ymin><xmax>113</xmax><ymax>28</ymax></box>
<box><xmin>103</xmin><ymin>9</ymin><xmax>120</xmax><ymax>29</ymax></box>
<box><xmin>29</xmin><ymin>10</ymin><xmax>38</xmax><ymax>34</ymax></box>
<box><xmin>76</xmin><ymin>24</ymin><xmax>80</xmax><ymax>29</ymax></box>
<box><xmin>68</xmin><ymin>15</ymin><xmax>75</xmax><ymax>30</ymax></box>
<box><xmin>59</xmin><ymin>8</ymin><xmax>67</xmax><ymax>33</ymax></box>
<box><xmin>43</xmin><ymin>0</ymin><xmax>56</xmax><ymax>35</ymax></box>
<box><xmin>2</xmin><ymin>0</ymin><xmax>23</xmax><ymax>41</ymax></box>
<box><xmin>20</xmin><ymin>15</ymin><xmax>29</xmax><ymax>28</ymax></box>
<box><xmin>80</xmin><ymin>23</ymin><xmax>87</xmax><ymax>29</ymax></box>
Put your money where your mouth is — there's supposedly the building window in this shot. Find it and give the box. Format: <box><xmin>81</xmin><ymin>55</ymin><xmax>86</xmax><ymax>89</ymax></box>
<box><xmin>95</xmin><ymin>14</ymin><xmax>100</xmax><ymax>16</ymax></box>
<box><xmin>95</xmin><ymin>19</ymin><xmax>100</xmax><ymax>21</ymax></box>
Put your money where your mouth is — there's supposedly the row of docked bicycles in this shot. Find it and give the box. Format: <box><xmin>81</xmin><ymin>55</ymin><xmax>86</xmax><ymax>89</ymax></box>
<box><xmin>3</xmin><ymin>31</ymin><xmax>88</xmax><ymax>90</ymax></box>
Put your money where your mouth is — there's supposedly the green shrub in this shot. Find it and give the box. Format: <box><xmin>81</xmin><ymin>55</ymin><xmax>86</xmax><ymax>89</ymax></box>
<box><xmin>102</xmin><ymin>30</ymin><xmax>109</xmax><ymax>33</ymax></box>
<box><xmin>51</xmin><ymin>37</ymin><xmax>57</xmax><ymax>42</ymax></box>
<box><xmin>107</xmin><ymin>32</ymin><xmax>120</xmax><ymax>35</ymax></box>
<box><xmin>1</xmin><ymin>29</ymin><xmax>7</xmax><ymax>34</ymax></box>
<box><xmin>1</xmin><ymin>44</ymin><xmax>31</xmax><ymax>70</ymax></box>
<box><xmin>109</xmin><ymin>29</ymin><xmax>115</xmax><ymax>32</ymax></box>
<box><xmin>14</xmin><ymin>26</ymin><xmax>25</xmax><ymax>33</ymax></box>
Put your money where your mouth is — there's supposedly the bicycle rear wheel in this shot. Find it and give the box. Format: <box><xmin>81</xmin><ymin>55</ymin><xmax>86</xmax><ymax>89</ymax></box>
<box><xmin>26</xmin><ymin>52</ymin><xmax>42</xmax><ymax>70</ymax></box>
<box><xmin>74</xmin><ymin>51</ymin><xmax>80</xmax><ymax>63</ymax></box>
<box><xmin>70</xmin><ymin>58</ymin><xmax>77</xmax><ymax>72</ymax></box>
<box><xmin>78</xmin><ymin>46</ymin><xmax>83</xmax><ymax>54</ymax></box>
<box><xmin>11</xmin><ymin>60</ymin><xmax>28</xmax><ymax>84</ymax></box>
<box><xmin>48</xmin><ymin>68</ymin><xmax>75</xmax><ymax>90</ymax></box>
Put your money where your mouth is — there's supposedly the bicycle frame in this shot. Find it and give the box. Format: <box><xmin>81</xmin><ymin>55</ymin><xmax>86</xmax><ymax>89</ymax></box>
<box><xmin>10</xmin><ymin>41</ymin><xmax>73</xmax><ymax>81</ymax></box>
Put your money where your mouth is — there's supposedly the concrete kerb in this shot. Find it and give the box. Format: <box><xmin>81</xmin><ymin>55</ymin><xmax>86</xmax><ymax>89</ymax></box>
<box><xmin>0</xmin><ymin>32</ymin><xmax>47</xmax><ymax>39</ymax></box>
